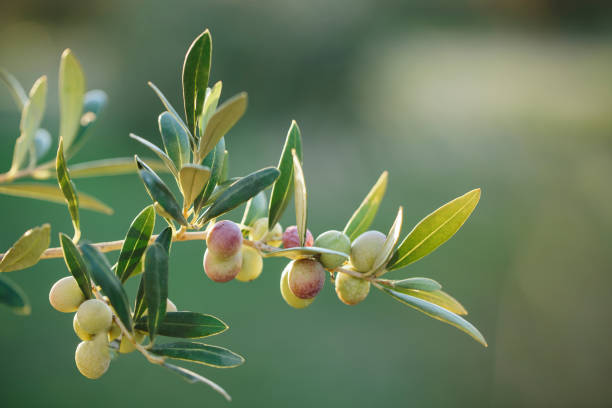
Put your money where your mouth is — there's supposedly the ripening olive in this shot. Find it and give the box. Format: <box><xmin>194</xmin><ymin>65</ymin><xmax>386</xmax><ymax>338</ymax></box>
<box><xmin>107</xmin><ymin>321</ymin><xmax>121</xmax><ymax>342</ymax></box>
<box><xmin>334</xmin><ymin>271</ymin><xmax>370</xmax><ymax>305</ymax></box>
<box><xmin>118</xmin><ymin>331</ymin><xmax>146</xmax><ymax>354</ymax></box>
<box><xmin>314</xmin><ymin>230</ymin><xmax>351</xmax><ymax>269</ymax></box>
<box><xmin>282</xmin><ymin>225</ymin><xmax>314</xmax><ymax>249</ymax></box>
<box><xmin>203</xmin><ymin>249</ymin><xmax>242</xmax><ymax>282</ymax></box>
<box><xmin>249</xmin><ymin>218</ymin><xmax>283</xmax><ymax>247</ymax></box>
<box><xmin>75</xmin><ymin>333</ymin><xmax>111</xmax><ymax>379</ymax></box>
<box><xmin>349</xmin><ymin>230</ymin><xmax>386</xmax><ymax>272</ymax></box>
<box><xmin>235</xmin><ymin>245</ymin><xmax>263</xmax><ymax>282</ymax></box>
<box><xmin>206</xmin><ymin>220</ymin><xmax>243</xmax><ymax>258</ymax></box>
<box><xmin>288</xmin><ymin>258</ymin><xmax>326</xmax><ymax>299</ymax></box>
<box><xmin>76</xmin><ymin>299</ymin><xmax>112</xmax><ymax>334</ymax></box>
<box><xmin>49</xmin><ymin>276</ymin><xmax>85</xmax><ymax>313</ymax></box>
<box><xmin>280</xmin><ymin>262</ymin><xmax>314</xmax><ymax>309</ymax></box>
<box><xmin>73</xmin><ymin>313</ymin><xmax>94</xmax><ymax>341</ymax></box>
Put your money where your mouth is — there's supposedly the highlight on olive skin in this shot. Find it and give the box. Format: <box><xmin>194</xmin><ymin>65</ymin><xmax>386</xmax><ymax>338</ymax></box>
<box><xmin>206</xmin><ymin>220</ymin><xmax>243</xmax><ymax>258</ymax></box>
<box><xmin>314</xmin><ymin>230</ymin><xmax>351</xmax><ymax>269</ymax></box>
<box><xmin>76</xmin><ymin>299</ymin><xmax>113</xmax><ymax>334</ymax></box>
<box><xmin>335</xmin><ymin>271</ymin><xmax>371</xmax><ymax>305</ymax></box>
<box><xmin>350</xmin><ymin>230</ymin><xmax>386</xmax><ymax>272</ymax></box>
<box><xmin>280</xmin><ymin>262</ymin><xmax>314</xmax><ymax>309</ymax></box>
<box><xmin>75</xmin><ymin>333</ymin><xmax>111</xmax><ymax>380</ymax></box>
<box><xmin>49</xmin><ymin>276</ymin><xmax>85</xmax><ymax>313</ymax></box>
<box><xmin>287</xmin><ymin>258</ymin><xmax>326</xmax><ymax>299</ymax></box>
<box><xmin>282</xmin><ymin>225</ymin><xmax>314</xmax><ymax>249</ymax></box>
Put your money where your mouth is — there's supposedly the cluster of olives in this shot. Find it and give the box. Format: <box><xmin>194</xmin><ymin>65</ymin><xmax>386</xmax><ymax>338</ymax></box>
<box><xmin>202</xmin><ymin>219</ymin><xmax>388</xmax><ymax>309</ymax></box>
<box><xmin>48</xmin><ymin>275</ymin><xmax>177</xmax><ymax>379</ymax></box>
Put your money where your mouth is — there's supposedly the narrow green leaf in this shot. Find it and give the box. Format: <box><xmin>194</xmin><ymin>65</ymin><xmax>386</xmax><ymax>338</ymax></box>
<box><xmin>179</xmin><ymin>164</ymin><xmax>211</xmax><ymax>208</ymax></box>
<box><xmin>130</xmin><ymin>133</ymin><xmax>179</xmax><ymax>177</ymax></box>
<box><xmin>262</xmin><ymin>246</ymin><xmax>349</xmax><ymax>261</ymax></box>
<box><xmin>387</xmin><ymin>189</ymin><xmax>481</xmax><ymax>271</ymax></box>
<box><xmin>382</xmin><ymin>277</ymin><xmax>442</xmax><ymax>292</ymax></box>
<box><xmin>0</xmin><ymin>275</ymin><xmax>30</xmax><ymax>315</ymax></box>
<box><xmin>0</xmin><ymin>224</ymin><xmax>50</xmax><ymax>272</ymax></box>
<box><xmin>199</xmin><ymin>167</ymin><xmax>280</xmax><ymax>225</ymax></box>
<box><xmin>53</xmin><ymin>157</ymin><xmax>169</xmax><ymax>179</ymax></box>
<box><xmin>369</xmin><ymin>207</ymin><xmax>403</xmax><ymax>276</ymax></box>
<box><xmin>34</xmin><ymin>129</ymin><xmax>51</xmax><ymax>161</ymax></box>
<box><xmin>219</xmin><ymin>150</ymin><xmax>229</xmax><ymax>183</ymax></box>
<box><xmin>155</xmin><ymin>227</ymin><xmax>173</xmax><ymax>254</ymax></box>
<box><xmin>80</xmin><ymin>243</ymin><xmax>132</xmax><ymax>331</ymax></box>
<box><xmin>133</xmin><ymin>274</ymin><xmax>147</xmax><ymax>321</ymax></box>
<box><xmin>135</xmin><ymin>156</ymin><xmax>187</xmax><ymax>226</ymax></box>
<box><xmin>56</xmin><ymin>138</ymin><xmax>80</xmax><ymax>239</ymax></box>
<box><xmin>162</xmin><ymin>362</ymin><xmax>231</xmax><ymax>401</ymax></box>
<box><xmin>387</xmin><ymin>287</ymin><xmax>467</xmax><ymax>315</ymax></box>
<box><xmin>58</xmin><ymin>49</ymin><xmax>85</xmax><ymax>149</ymax></box>
<box><xmin>268</xmin><ymin>120</ymin><xmax>302</xmax><ymax>229</ymax></box>
<box><xmin>0</xmin><ymin>183</ymin><xmax>112</xmax><ymax>214</ymax></box>
<box><xmin>383</xmin><ymin>287</ymin><xmax>485</xmax><ymax>346</ymax></box>
<box><xmin>135</xmin><ymin>311</ymin><xmax>228</xmax><ymax>338</ymax></box>
<box><xmin>151</xmin><ymin>341</ymin><xmax>244</xmax><ymax>368</ymax></box>
<box><xmin>343</xmin><ymin>171</ymin><xmax>388</xmax><ymax>241</ymax></box>
<box><xmin>194</xmin><ymin>137</ymin><xmax>224</xmax><ymax>213</ymax></box>
<box><xmin>292</xmin><ymin>149</ymin><xmax>307</xmax><ymax>246</ymax></box>
<box><xmin>144</xmin><ymin>243</ymin><xmax>169</xmax><ymax>342</ymax></box>
<box><xmin>182</xmin><ymin>30</ymin><xmax>212</xmax><ymax>136</ymax></box>
<box><xmin>199</xmin><ymin>81</ymin><xmax>222</xmax><ymax>135</ymax></box>
<box><xmin>67</xmin><ymin>90</ymin><xmax>108</xmax><ymax>158</ymax></box>
<box><xmin>159</xmin><ymin>111</ymin><xmax>191</xmax><ymax>169</ymax></box>
<box><xmin>116</xmin><ymin>205</ymin><xmax>156</xmax><ymax>282</ymax></box>
<box><xmin>11</xmin><ymin>76</ymin><xmax>47</xmax><ymax>172</ymax></box>
<box><xmin>148</xmin><ymin>82</ymin><xmax>193</xmax><ymax>143</ymax></box>
<box><xmin>0</xmin><ymin>69</ymin><xmax>28</xmax><ymax>109</ymax></box>
<box><xmin>59</xmin><ymin>233</ymin><xmax>92</xmax><ymax>299</ymax></box>
<box><xmin>198</xmin><ymin>92</ymin><xmax>247</xmax><ymax>160</ymax></box>
<box><xmin>241</xmin><ymin>191</ymin><xmax>267</xmax><ymax>227</ymax></box>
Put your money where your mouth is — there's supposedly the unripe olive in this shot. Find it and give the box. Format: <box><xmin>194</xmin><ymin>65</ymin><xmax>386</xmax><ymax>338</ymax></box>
<box><xmin>75</xmin><ymin>333</ymin><xmax>111</xmax><ymax>379</ymax></box>
<box><xmin>49</xmin><ymin>276</ymin><xmax>85</xmax><ymax>313</ymax></box>
<box><xmin>288</xmin><ymin>258</ymin><xmax>326</xmax><ymax>299</ymax></box>
<box><xmin>108</xmin><ymin>321</ymin><xmax>121</xmax><ymax>342</ymax></box>
<box><xmin>203</xmin><ymin>249</ymin><xmax>242</xmax><ymax>282</ymax></box>
<box><xmin>235</xmin><ymin>245</ymin><xmax>263</xmax><ymax>282</ymax></box>
<box><xmin>73</xmin><ymin>313</ymin><xmax>94</xmax><ymax>341</ymax></box>
<box><xmin>119</xmin><ymin>331</ymin><xmax>145</xmax><ymax>354</ymax></box>
<box><xmin>249</xmin><ymin>218</ymin><xmax>283</xmax><ymax>247</ymax></box>
<box><xmin>282</xmin><ymin>225</ymin><xmax>314</xmax><ymax>249</ymax></box>
<box><xmin>206</xmin><ymin>220</ymin><xmax>243</xmax><ymax>258</ymax></box>
<box><xmin>314</xmin><ymin>230</ymin><xmax>351</xmax><ymax>269</ymax></box>
<box><xmin>350</xmin><ymin>230</ymin><xmax>386</xmax><ymax>272</ymax></box>
<box><xmin>280</xmin><ymin>262</ymin><xmax>314</xmax><ymax>309</ymax></box>
<box><xmin>334</xmin><ymin>272</ymin><xmax>370</xmax><ymax>305</ymax></box>
<box><xmin>76</xmin><ymin>299</ymin><xmax>112</xmax><ymax>334</ymax></box>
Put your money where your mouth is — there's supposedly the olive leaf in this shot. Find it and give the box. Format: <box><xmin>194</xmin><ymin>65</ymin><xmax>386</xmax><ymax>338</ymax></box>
<box><xmin>59</xmin><ymin>233</ymin><xmax>93</xmax><ymax>299</ymax></box>
<box><xmin>179</xmin><ymin>164</ymin><xmax>211</xmax><ymax>208</ymax></box>
<box><xmin>10</xmin><ymin>76</ymin><xmax>47</xmax><ymax>173</ymax></box>
<box><xmin>368</xmin><ymin>206</ymin><xmax>403</xmax><ymax>276</ymax></box>
<box><xmin>135</xmin><ymin>156</ymin><xmax>187</xmax><ymax>226</ymax></box>
<box><xmin>116</xmin><ymin>205</ymin><xmax>156</xmax><ymax>282</ymax></box>
<box><xmin>387</xmin><ymin>189</ymin><xmax>481</xmax><ymax>271</ymax></box>
<box><xmin>58</xmin><ymin>49</ymin><xmax>85</xmax><ymax>150</ymax></box>
<box><xmin>0</xmin><ymin>68</ymin><xmax>27</xmax><ymax>109</ymax></box>
<box><xmin>58</xmin><ymin>157</ymin><xmax>168</xmax><ymax>179</ymax></box>
<box><xmin>148</xmin><ymin>82</ymin><xmax>192</xmax><ymax>139</ymax></box>
<box><xmin>385</xmin><ymin>285</ymin><xmax>467</xmax><ymax>315</ymax></box>
<box><xmin>67</xmin><ymin>89</ymin><xmax>108</xmax><ymax>158</ymax></box>
<box><xmin>159</xmin><ymin>111</ymin><xmax>191</xmax><ymax>170</ymax></box>
<box><xmin>0</xmin><ymin>183</ymin><xmax>112</xmax><ymax>214</ymax></box>
<box><xmin>135</xmin><ymin>311</ymin><xmax>228</xmax><ymax>338</ymax></box>
<box><xmin>262</xmin><ymin>246</ymin><xmax>349</xmax><ymax>261</ymax></box>
<box><xmin>219</xmin><ymin>150</ymin><xmax>229</xmax><ymax>183</ymax></box>
<box><xmin>380</xmin><ymin>277</ymin><xmax>442</xmax><ymax>292</ymax></box>
<box><xmin>0</xmin><ymin>275</ymin><xmax>30</xmax><ymax>315</ymax></box>
<box><xmin>198</xmin><ymin>167</ymin><xmax>280</xmax><ymax>225</ymax></box>
<box><xmin>241</xmin><ymin>191</ymin><xmax>267</xmax><ymax>227</ymax></box>
<box><xmin>183</xmin><ymin>30</ymin><xmax>212</xmax><ymax>136</ymax></box>
<box><xmin>130</xmin><ymin>133</ymin><xmax>179</xmax><ymax>177</ymax></box>
<box><xmin>194</xmin><ymin>137</ymin><xmax>225</xmax><ymax>213</ymax></box>
<box><xmin>198</xmin><ymin>92</ymin><xmax>247</xmax><ymax>160</ymax></box>
<box><xmin>292</xmin><ymin>149</ymin><xmax>308</xmax><ymax>247</ymax></box>
<box><xmin>56</xmin><ymin>138</ymin><xmax>80</xmax><ymax>240</ymax></box>
<box><xmin>151</xmin><ymin>341</ymin><xmax>244</xmax><ymax>368</ymax></box>
<box><xmin>382</xmin><ymin>287</ymin><xmax>486</xmax><ymax>347</ymax></box>
<box><xmin>162</xmin><ymin>362</ymin><xmax>231</xmax><ymax>401</ymax></box>
<box><xmin>343</xmin><ymin>171</ymin><xmax>388</xmax><ymax>241</ymax></box>
<box><xmin>0</xmin><ymin>224</ymin><xmax>50</xmax><ymax>272</ymax></box>
<box><xmin>199</xmin><ymin>81</ymin><xmax>222</xmax><ymax>135</ymax></box>
<box><xmin>144</xmin><ymin>243</ymin><xmax>169</xmax><ymax>342</ymax></box>
<box><xmin>268</xmin><ymin>120</ymin><xmax>302</xmax><ymax>229</ymax></box>
<box><xmin>80</xmin><ymin>243</ymin><xmax>133</xmax><ymax>331</ymax></box>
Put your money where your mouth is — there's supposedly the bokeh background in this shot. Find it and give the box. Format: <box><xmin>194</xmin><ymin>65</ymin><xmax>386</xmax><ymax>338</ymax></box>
<box><xmin>1</xmin><ymin>1</ymin><xmax>612</xmax><ymax>407</ymax></box>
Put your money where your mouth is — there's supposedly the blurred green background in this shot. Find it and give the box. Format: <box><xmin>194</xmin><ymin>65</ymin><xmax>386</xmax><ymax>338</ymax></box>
<box><xmin>1</xmin><ymin>1</ymin><xmax>612</xmax><ymax>406</ymax></box>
